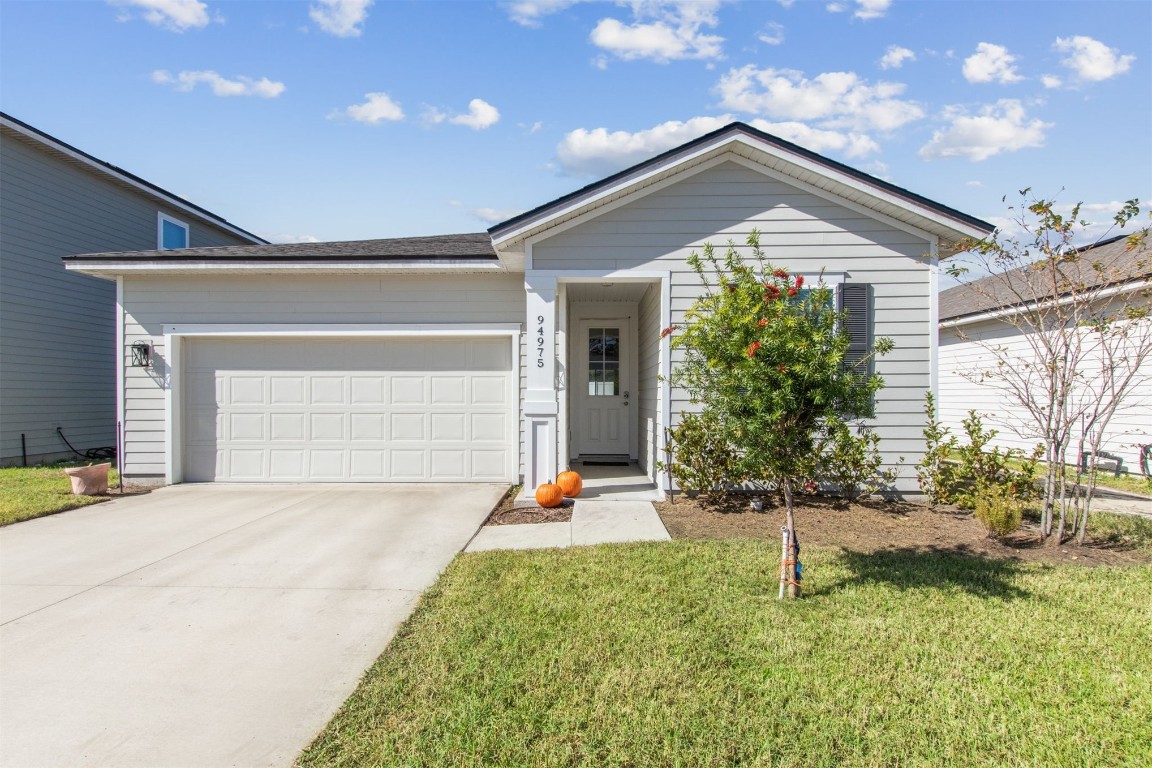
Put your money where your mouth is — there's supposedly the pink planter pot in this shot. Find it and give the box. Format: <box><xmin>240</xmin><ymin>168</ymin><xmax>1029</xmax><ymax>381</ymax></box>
<box><xmin>64</xmin><ymin>463</ymin><xmax>111</xmax><ymax>496</ymax></box>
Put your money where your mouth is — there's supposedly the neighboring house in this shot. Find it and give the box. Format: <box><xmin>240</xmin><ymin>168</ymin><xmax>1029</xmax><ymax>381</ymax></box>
<box><xmin>939</xmin><ymin>234</ymin><xmax>1152</xmax><ymax>470</ymax></box>
<box><xmin>0</xmin><ymin>112</ymin><xmax>265</xmax><ymax>466</ymax></box>
<box><xmin>63</xmin><ymin>122</ymin><xmax>992</xmax><ymax>492</ymax></box>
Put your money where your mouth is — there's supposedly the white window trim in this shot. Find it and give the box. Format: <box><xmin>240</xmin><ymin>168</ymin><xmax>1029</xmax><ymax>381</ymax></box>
<box><xmin>157</xmin><ymin>212</ymin><xmax>189</xmax><ymax>250</ymax></box>
<box><xmin>161</xmin><ymin>323</ymin><xmax>521</xmax><ymax>485</ymax></box>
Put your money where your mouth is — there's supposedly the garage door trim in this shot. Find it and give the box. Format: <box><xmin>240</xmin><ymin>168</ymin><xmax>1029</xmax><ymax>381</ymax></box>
<box><xmin>163</xmin><ymin>324</ymin><xmax>522</xmax><ymax>484</ymax></box>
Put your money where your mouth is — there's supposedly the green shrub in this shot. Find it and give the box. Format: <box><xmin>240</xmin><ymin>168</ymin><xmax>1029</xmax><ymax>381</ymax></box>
<box><xmin>659</xmin><ymin>410</ymin><xmax>738</xmax><ymax>502</ymax></box>
<box><xmin>949</xmin><ymin>411</ymin><xmax>1042</xmax><ymax>509</ymax></box>
<box><xmin>814</xmin><ymin>419</ymin><xmax>900</xmax><ymax>504</ymax></box>
<box><xmin>973</xmin><ymin>486</ymin><xmax>1024</xmax><ymax>536</ymax></box>
<box><xmin>917</xmin><ymin>391</ymin><xmax>957</xmax><ymax>508</ymax></box>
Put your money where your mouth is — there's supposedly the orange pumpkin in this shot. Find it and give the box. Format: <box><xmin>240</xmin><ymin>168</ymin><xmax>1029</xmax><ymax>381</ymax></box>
<box><xmin>535</xmin><ymin>481</ymin><xmax>564</xmax><ymax>508</ymax></box>
<box><xmin>556</xmin><ymin>470</ymin><xmax>583</xmax><ymax>498</ymax></box>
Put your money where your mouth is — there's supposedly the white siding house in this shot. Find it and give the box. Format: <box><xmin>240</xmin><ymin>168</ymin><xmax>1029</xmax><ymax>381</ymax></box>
<box><xmin>64</xmin><ymin>123</ymin><xmax>992</xmax><ymax>492</ymax></box>
<box><xmin>939</xmin><ymin>235</ymin><xmax>1152</xmax><ymax>473</ymax></box>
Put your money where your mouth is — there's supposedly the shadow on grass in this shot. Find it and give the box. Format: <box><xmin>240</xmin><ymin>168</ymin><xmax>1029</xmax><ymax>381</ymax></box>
<box><xmin>822</xmin><ymin>545</ymin><xmax>1035</xmax><ymax>600</ymax></box>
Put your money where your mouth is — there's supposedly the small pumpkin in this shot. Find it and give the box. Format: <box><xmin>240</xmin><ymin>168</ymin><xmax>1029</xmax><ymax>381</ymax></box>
<box><xmin>535</xmin><ymin>481</ymin><xmax>564</xmax><ymax>508</ymax></box>
<box><xmin>556</xmin><ymin>470</ymin><xmax>583</xmax><ymax>498</ymax></box>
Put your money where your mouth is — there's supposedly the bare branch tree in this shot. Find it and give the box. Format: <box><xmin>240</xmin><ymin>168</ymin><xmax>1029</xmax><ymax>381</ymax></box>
<box><xmin>944</xmin><ymin>192</ymin><xmax>1150</xmax><ymax>545</ymax></box>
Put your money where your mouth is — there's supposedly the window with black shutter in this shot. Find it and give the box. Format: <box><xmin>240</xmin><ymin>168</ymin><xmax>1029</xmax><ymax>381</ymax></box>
<box><xmin>839</xmin><ymin>283</ymin><xmax>871</xmax><ymax>376</ymax></box>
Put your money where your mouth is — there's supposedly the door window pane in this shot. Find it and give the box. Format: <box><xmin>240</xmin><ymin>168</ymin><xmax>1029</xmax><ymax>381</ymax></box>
<box><xmin>587</xmin><ymin>327</ymin><xmax>621</xmax><ymax>397</ymax></box>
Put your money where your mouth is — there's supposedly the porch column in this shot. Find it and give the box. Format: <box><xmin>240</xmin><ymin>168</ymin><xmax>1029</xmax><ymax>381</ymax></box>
<box><xmin>524</xmin><ymin>274</ymin><xmax>558</xmax><ymax>489</ymax></box>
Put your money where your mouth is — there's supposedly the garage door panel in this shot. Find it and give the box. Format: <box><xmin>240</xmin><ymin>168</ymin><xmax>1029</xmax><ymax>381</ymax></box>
<box><xmin>184</xmin><ymin>338</ymin><xmax>512</xmax><ymax>482</ymax></box>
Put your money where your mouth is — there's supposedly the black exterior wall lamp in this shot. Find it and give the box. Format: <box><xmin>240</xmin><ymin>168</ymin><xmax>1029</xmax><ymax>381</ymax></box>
<box><xmin>129</xmin><ymin>341</ymin><xmax>152</xmax><ymax>368</ymax></box>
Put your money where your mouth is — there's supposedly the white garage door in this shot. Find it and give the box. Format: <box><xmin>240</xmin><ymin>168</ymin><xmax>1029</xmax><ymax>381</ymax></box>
<box><xmin>183</xmin><ymin>337</ymin><xmax>514</xmax><ymax>482</ymax></box>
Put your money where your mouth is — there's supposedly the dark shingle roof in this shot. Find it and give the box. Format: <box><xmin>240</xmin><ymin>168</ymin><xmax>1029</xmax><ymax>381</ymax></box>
<box><xmin>63</xmin><ymin>233</ymin><xmax>497</xmax><ymax>262</ymax></box>
<box><xmin>489</xmin><ymin>121</ymin><xmax>994</xmax><ymax>239</ymax></box>
<box><xmin>939</xmin><ymin>233</ymin><xmax>1152</xmax><ymax>322</ymax></box>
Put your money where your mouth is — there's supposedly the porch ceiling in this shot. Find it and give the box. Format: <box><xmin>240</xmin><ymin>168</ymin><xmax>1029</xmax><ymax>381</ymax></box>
<box><xmin>565</xmin><ymin>283</ymin><xmax>652</xmax><ymax>302</ymax></box>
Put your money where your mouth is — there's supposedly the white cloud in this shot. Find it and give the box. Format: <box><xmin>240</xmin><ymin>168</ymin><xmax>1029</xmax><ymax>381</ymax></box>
<box><xmin>1041</xmin><ymin>74</ymin><xmax>1063</xmax><ymax>89</ymax></box>
<box><xmin>309</xmin><ymin>0</ymin><xmax>373</xmax><ymax>38</ymax></box>
<box><xmin>716</xmin><ymin>65</ymin><xmax>923</xmax><ymax>132</ymax></box>
<box><xmin>757</xmin><ymin>21</ymin><xmax>784</xmax><ymax>46</ymax></box>
<box><xmin>504</xmin><ymin>0</ymin><xmax>580</xmax><ymax>27</ymax></box>
<box><xmin>750</xmin><ymin>120</ymin><xmax>879</xmax><ymax>158</ymax></box>
<box><xmin>825</xmin><ymin>0</ymin><xmax>891</xmax><ymax>19</ymax></box>
<box><xmin>332</xmin><ymin>92</ymin><xmax>405</xmax><ymax>124</ymax></box>
<box><xmin>555</xmin><ymin>114</ymin><xmax>880</xmax><ymax>177</ymax></box>
<box><xmin>589</xmin><ymin>2</ymin><xmax>725</xmax><ymax>62</ymax></box>
<box><xmin>151</xmin><ymin>69</ymin><xmax>285</xmax><ymax>98</ymax></box>
<box><xmin>450</xmin><ymin>98</ymin><xmax>501</xmax><ymax>129</ymax></box>
<box><xmin>261</xmin><ymin>233</ymin><xmax>321</xmax><ymax>244</ymax></box>
<box><xmin>918</xmin><ymin>99</ymin><xmax>1050</xmax><ymax>162</ymax></box>
<box><xmin>965</xmin><ymin>180</ymin><xmax>984</xmax><ymax>188</ymax></box>
<box><xmin>1053</xmin><ymin>35</ymin><xmax>1135</xmax><ymax>82</ymax></box>
<box><xmin>879</xmin><ymin>45</ymin><xmax>915</xmax><ymax>70</ymax></box>
<box><xmin>853</xmin><ymin>0</ymin><xmax>891</xmax><ymax>20</ymax></box>
<box><xmin>962</xmin><ymin>42</ymin><xmax>1023</xmax><ymax>84</ymax></box>
<box><xmin>471</xmin><ymin>207</ymin><xmax>524</xmax><ymax>224</ymax></box>
<box><xmin>110</xmin><ymin>0</ymin><xmax>211</xmax><ymax>32</ymax></box>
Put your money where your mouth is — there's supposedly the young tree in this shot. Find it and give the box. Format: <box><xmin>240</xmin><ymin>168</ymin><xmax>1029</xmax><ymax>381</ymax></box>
<box><xmin>947</xmin><ymin>193</ymin><xmax>1150</xmax><ymax>545</ymax></box>
<box><xmin>670</xmin><ymin>231</ymin><xmax>892</xmax><ymax>597</ymax></box>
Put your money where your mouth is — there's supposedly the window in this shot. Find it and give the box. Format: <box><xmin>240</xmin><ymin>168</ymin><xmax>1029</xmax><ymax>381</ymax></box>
<box><xmin>587</xmin><ymin>327</ymin><xmax>620</xmax><ymax>396</ymax></box>
<box><xmin>158</xmin><ymin>213</ymin><xmax>189</xmax><ymax>250</ymax></box>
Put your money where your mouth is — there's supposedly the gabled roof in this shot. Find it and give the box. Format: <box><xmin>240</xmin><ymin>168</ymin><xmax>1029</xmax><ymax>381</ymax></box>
<box><xmin>63</xmin><ymin>233</ymin><xmax>496</xmax><ymax>263</ymax></box>
<box><xmin>489</xmin><ymin>121</ymin><xmax>994</xmax><ymax>251</ymax></box>
<box><xmin>1</xmin><ymin>111</ymin><xmax>265</xmax><ymax>245</ymax></box>
<box><xmin>939</xmin><ymin>233</ymin><xmax>1152</xmax><ymax>323</ymax></box>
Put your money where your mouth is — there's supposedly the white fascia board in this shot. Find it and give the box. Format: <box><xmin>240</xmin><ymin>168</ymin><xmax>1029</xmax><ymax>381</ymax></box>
<box><xmin>2</xmin><ymin>116</ymin><xmax>263</xmax><ymax>245</ymax></box>
<box><xmin>492</xmin><ymin>131</ymin><xmax>988</xmax><ymax>251</ymax></box>
<box><xmin>162</xmin><ymin>323</ymin><xmax>521</xmax><ymax>337</ymax></box>
<box><xmin>532</xmin><ymin>269</ymin><xmax>672</xmax><ymax>283</ymax></box>
<box><xmin>939</xmin><ymin>280</ymin><xmax>1149</xmax><ymax>329</ymax></box>
<box><xmin>492</xmin><ymin>139</ymin><xmax>736</xmax><ymax>247</ymax></box>
<box><xmin>64</xmin><ymin>259</ymin><xmax>507</xmax><ymax>275</ymax></box>
<box><xmin>730</xmin><ymin>137</ymin><xmax>991</xmax><ymax>243</ymax></box>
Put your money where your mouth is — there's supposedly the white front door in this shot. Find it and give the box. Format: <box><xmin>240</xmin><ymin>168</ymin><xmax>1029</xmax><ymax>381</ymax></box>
<box><xmin>574</xmin><ymin>320</ymin><xmax>631</xmax><ymax>456</ymax></box>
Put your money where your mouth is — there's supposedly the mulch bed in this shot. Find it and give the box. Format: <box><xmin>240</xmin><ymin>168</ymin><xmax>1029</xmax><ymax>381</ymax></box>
<box><xmin>483</xmin><ymin>487</ymin><xmax>574</xmax><ymax>526</ymax></box>
<box><xmin>655</xmin><ymin>493</ymin><xmax>1151</xmax><ymax>567</ymax></box>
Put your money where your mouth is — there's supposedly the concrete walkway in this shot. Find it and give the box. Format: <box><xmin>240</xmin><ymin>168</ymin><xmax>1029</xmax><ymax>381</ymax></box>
<box><xmin>468</xmin><ymin>463</ymin><xmax>670</xmax><ymax>552</ymax></box>
<box><xmin>0</xmin><ymin>483</ymin><xmax>502</xmax><ymax>768</ymax></box>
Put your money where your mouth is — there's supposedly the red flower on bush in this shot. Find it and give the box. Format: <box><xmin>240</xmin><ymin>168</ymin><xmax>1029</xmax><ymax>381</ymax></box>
<box><xmin>787</xmin><ymin>287</ymin><xmax>798</xmax><ymax>297</ymax></box>
<box><xmin>726</xmin><ymin>283</ymin><xmax>738</xmax><ymax>293</ymax></box>
<box><xmin>772</xmin><ymin>268</ymin><xmax>788</xmax><ymax>279</ymax></box>
<box><xmin>778</xmin><ymin>364</ymin><xmax>788</xmax><ymax>372</ymax></box>
<box><xmin>764</xmin><ymin>285</ymin><xmax>781</xmax><ymax>301</ymax></box>
<box><xmin>747</xmin><ymin>341</ymin><xmax>761</xmax><ymax>358</ymax></box>
<box><xmin>659</xmin><ymin>325</ymin><xmax>677</xmax><ymax>339</ymax></box>
<box><xmin>757</xmin><ymin>317</ymin><xmax>769</xmax><ymax>327</ymax></box>
<box><xmin>795</xmin><ymin>275</ymin><xmax>805</xmax><ymax>289</ymax></box>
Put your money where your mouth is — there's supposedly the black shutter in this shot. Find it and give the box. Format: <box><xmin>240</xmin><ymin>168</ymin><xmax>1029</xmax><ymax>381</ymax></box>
<box><xmin>839</xmin><ymin>283</ymin><xmax>871</xmax><ymax>375</ymax></box>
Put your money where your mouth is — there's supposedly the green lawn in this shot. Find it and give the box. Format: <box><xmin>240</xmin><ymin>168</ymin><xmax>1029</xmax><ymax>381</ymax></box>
<box><xmin>300</xmin><ymin>541</ymin><xmax>1152</xmax><ymax>767</ymax></box>
<box><xmin>0</xmin><ymin>463</ymin><xmax>119</xmax><ymax>526</ymax></box>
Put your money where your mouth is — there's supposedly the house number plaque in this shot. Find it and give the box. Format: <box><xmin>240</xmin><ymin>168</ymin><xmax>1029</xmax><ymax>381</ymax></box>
<box><xmin>536</xmin><ymin>314</ymin><xmax>546</xmax><ymax>368</ymax></box>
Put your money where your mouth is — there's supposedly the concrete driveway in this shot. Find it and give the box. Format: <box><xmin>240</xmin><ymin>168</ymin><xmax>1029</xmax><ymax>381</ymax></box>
<box><xmin>0</xmin><ymin>483</ymin><xmax>503</xmax><ymax>768</ymax></box>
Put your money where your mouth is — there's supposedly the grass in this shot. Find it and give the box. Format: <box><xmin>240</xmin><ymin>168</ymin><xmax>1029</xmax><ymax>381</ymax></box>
<box><xmin>300</xmin><ymin>541</ymin><xmax>1152</xmax><ymax>767</ymax></box>
<box><xmin>949</xmin><ymin>452</ymin><xmax>1152</xmax><ymax>496</ymax></box>
<box><xmin>0</xmin><ymin>463</ymin><xmax>120</xmax><ymax>526</ymax></box>
<box><xmin>1089</xmin><ymin>512</ymin><xmax>1152</xmax><ymax>554</ymax></box>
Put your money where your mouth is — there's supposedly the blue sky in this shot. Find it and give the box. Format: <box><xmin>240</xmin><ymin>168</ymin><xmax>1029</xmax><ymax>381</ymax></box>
<box><xmin>2</xmin><ymin>0</ymin><xmax>1148</xmax><ymax>247</ymax></box>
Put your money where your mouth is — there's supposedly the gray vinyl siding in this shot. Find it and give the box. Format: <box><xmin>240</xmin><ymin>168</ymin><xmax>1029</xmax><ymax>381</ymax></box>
<box><xmin>120</xmin><ymin>273</ymin><xmax>526</xmax><ymax>477</ymax></box>
<box><xmin>637</xmin><ymin>282</ymin><xmax>661</xmax><ymax>479</ymax></box>
<box><xmin>0</xmin><ymin>128</ymin><xmax>252</xmax><ymax>464</ymax></box>
<box><xmin>532</xmin><ymin>161</ymin><xmax>934</xmax><ymax>490</ymax></box>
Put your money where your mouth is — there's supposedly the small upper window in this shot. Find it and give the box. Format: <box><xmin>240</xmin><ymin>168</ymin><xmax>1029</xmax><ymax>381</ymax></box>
<box><xmin>158</xmin><ymin>213</ymin><xmax>189</xmax><ymax>250</ymax></box>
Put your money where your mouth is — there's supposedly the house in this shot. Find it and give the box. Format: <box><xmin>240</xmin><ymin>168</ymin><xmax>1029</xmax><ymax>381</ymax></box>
<box><xmin>62</xmin><ymin>122</ymin><xmax>992</xmax><ymax>492</ymax></box>
<box><xmin>938</xmin><ymin>233</ymin><xmax>1152</xmax><ymax>472</ymax></box>
<box><xmin>0</xmin><ymin>112</ymin><xmax>265</xmax><ymax>466</ymax></box>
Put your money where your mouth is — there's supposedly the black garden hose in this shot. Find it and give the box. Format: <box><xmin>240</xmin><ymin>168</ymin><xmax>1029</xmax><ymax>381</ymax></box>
<box><xmin>57</xmin><ymin>427</ymin><xmax>116</xmax><ymax>461</ymax></box>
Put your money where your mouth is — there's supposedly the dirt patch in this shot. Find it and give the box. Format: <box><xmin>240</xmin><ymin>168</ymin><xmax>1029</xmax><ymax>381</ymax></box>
<box><xmin>655</xmin><ymin>494</ymin><xmax>1151</xmax><ymax>567</ymax></box>
<box><xmin>484</xmin><ymin>487</ymin><xmax>573</xmax><ymax>526</ymax></box>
